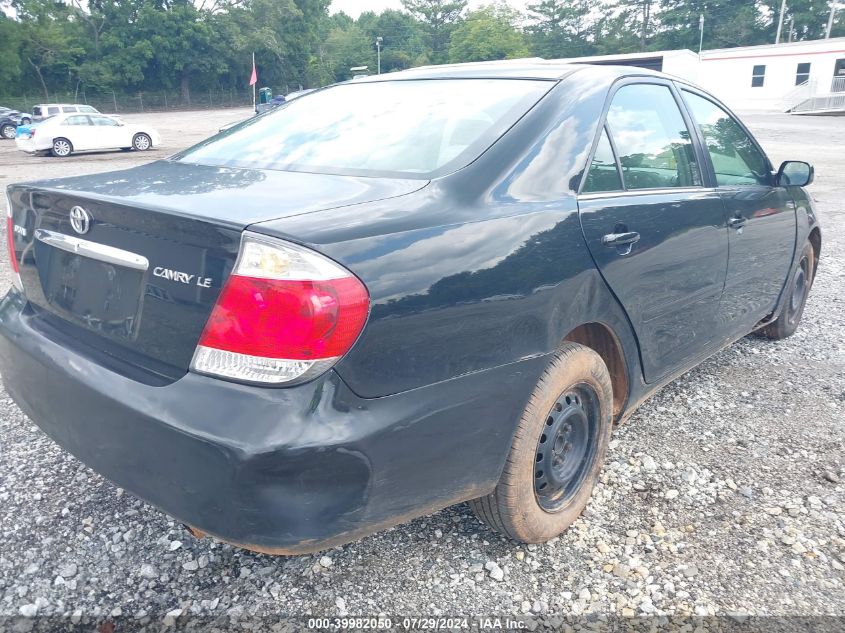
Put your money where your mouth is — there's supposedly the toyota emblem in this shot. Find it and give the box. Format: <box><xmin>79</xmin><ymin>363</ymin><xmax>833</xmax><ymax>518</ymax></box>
<box><xmin>69</xmin><ymin>206</ymin><xmax>91</xmax><ymax>235</ymax></box>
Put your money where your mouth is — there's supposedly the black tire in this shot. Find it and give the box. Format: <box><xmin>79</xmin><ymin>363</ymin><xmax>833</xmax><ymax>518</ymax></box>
<box><xmin>132</xmin><ymin>133</ymin><xmax>152</xmax><ymax>151</ymax></box>
<box><xmin>51</xmin><ymin>138</ymin><xmax>73</xmax><ymax>157</ymax></box>
<box><xmin>1</xmin><ymin>124</ymin><xmax>16</xmax><ymax>140</ymax></box>
<box><xmin>469</xmin><ymin>342</ymin><xmax>613</xmax><ymax>543</ymax></box>
<box><xmin>755</xmin><ymin>242</ymin><xmax>815</xmax><ymax>340</ymax></box>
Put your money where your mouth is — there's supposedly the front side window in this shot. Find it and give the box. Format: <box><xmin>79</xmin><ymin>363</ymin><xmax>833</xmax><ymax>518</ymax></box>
<box><xmin>582</xmin><ymin>127</ymin><xmax>622</xmax><ymax>193</ymax></box>
<box><xmin>682</xmin><ymin>90</ymin><xmax>769</xmax><ymax>187</ymax></box>
<box><xmin>605</xmin><ymin>83</ymin><xmax>700</xmax><ymax>190</ymax></box>
<box><xmin>90</xmin><ymin>115</ymin><xmax>119</xmax><ymax>127</ymax></box>
<box><xmin>752</xmin><ymin>65</ymin><xmax>766</xmax><ymax>88</ymax></box>
<box><xmin>175</xmin><ymin>79</ymin><xmax>552</xmax><ymax>178</ymax></box>
<box><xmin>796</xmin><ymin>62</ymin><xmax>811</xmax><ymax>85</ymax></box>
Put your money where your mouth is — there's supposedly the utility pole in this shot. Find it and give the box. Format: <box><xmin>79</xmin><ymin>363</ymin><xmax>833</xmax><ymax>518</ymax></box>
<box><xmin>376</xmin><ymin>36</ymin><xmax>383</xmax><ymax>75</ymax></box>
<box><xmin>698</xmin><ymin>14</ymin><xmax>705</xmax><ymax>60</ymax></box>
<box><xmin>827</xmin><ymin>2</ymin><xmax>840</xmax><ymax>38</ymax></box>
<box><xmin>776</xmin><ymin>0</ymin><xmax>787</xmax><ymax>43</ymax></box>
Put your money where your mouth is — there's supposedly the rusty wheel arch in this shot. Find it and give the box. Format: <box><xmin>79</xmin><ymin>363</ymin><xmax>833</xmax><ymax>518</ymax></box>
<box><xmin>563</xmin><ymin>322</ymin><xmax>628</xmax><ymax>419</ymax></box>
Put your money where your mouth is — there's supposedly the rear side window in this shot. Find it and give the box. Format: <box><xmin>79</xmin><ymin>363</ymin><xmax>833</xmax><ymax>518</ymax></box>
<box><xmin>682</xmin><ymin>91</ymin><xmax>769</xmax><ymax>187</ymax></box>
<box><xmin>606</xmin><ymin>84</ymin><xmax>700</xmax><ymax>190</ymax></box>
<box><xmin>582</xmin><ymin>128</ymin><xmax>622</xmax><ymax>193</ymax></box>
<box><xmin>174</xmin><ymin>79</ymin><xmax>551</xmax><ymax>178</ymax></box>
<box><xmin>47</xmin><ymin>106</ymin><xmax>60</xmax><ymax>116</ymax></box>
<box><xmin>63</xmin><ymin>106</ymin><xmax>79</xmax><ymax>113</ymax></box>
<box><xmin>64</xmin><ymin>115</ymin><xmax>90</xmax><ymax>126</ymax></box>
<box><xmin>79</xmin><ymin>105</ymin><xmax>98</xmax><ymax>113</ymax></box>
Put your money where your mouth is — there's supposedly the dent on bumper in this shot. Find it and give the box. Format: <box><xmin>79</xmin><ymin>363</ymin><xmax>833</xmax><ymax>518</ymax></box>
<box><xmin>0</xmin><ymin>290</ymin><xmax>547</xmax><ymax>553</ymax></box>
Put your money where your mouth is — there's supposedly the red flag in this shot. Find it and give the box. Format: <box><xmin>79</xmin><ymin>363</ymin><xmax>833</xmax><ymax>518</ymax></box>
<box><xmin>249</xmin><ymin>60</ymin><xmax>257</xmax><ymax>87</ymax></box>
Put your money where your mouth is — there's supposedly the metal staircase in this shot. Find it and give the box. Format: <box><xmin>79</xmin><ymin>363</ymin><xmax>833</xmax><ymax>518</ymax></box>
<box><xmin>786</xmin><ymin>77</ymin><xmax>845</xmax><ymax>115</ymax></box>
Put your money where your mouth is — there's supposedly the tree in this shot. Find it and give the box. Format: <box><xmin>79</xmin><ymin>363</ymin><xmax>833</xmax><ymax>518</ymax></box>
<box><xmin>324</xmin><ymin>23</ymin><xmax>374</xmax><ymax>80</ymax></box>
<box><xmin>356</xmin><ymin>9</ymin><xmax>428</xmax><ymax>72</ymax></box>
<box><xmin>401</xmin><ymin>0</ymin><xmax>468</xmax><ymax>63</ymax></box>
<box><xmin>11</xmin><ymin>0</ymin><xmax>85</xmax><ymax>98</ymax></box>
<box><xmin>449</xmin><ymin>4</ymin><xmax>529</xmax><ymax>62</ymax></box>
<box><xmin>656</xmin><ymin>0</ymin><xmax>767</xmax><ymax>50</ymax></box>
<box><xmin>525</xmin><ymin>0</ymin><xmax>598</xmax><ymax>58</ymax></box>
<box><xmin>761</xmin><ymin>0</ymin><xmax>844</xmax><ymax>42</ymax></box>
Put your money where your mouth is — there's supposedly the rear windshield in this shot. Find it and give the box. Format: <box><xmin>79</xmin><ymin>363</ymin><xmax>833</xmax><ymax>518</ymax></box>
<box><xmin>174</xmin><ymin>79</ymin><xmax>551</xmax><ymax>178</ymax></box>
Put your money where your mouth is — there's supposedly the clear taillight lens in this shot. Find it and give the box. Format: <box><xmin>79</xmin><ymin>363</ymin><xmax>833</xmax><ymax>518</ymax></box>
<box><xmin>190</xmin><ymin>233</ymin><xmax>369</xmax><ymax>385</ymax></box>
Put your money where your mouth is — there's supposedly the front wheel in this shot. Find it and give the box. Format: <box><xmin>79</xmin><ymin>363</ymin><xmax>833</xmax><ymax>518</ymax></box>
<box><xmin>1</xmin><ymin>124</ymin><xmax>16</xmax><ymax>139</ymax></box>
<box><xmin>755</xmin><ymin>242</ymin><xmax>815</xmax><ymax>340</ymax></box>
<box><xmin>132</xmin><ymin>133</ymin><xmax>152</xmax><ymax>151</ymax></box>
<box><xmin>469</xmin><ymin>342</ymin><xmax>613</xmax><ymax>543</ymax></box>
<box><xmin>51</xmin><ymin>138</ymin><xmax>73</xmax><ymax>157</ymax></box>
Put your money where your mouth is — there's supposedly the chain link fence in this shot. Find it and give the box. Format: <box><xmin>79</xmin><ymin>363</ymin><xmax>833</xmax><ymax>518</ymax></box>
<box><xmin>0</xmin><ymin>88</ymin><xmax>256</xmax><ymax>115</ymax></box>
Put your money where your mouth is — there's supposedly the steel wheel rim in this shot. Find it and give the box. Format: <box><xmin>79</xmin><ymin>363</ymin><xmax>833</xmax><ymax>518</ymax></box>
<box><xmin>54</xmin><ymin>141</ymin><xmax>70</xmax><ymax>156</ymax></box>
<box><xmin>534</xmin><ymin>383</ymin><xmax>600</xmax><ymax>512</ymax></box>
<box><xmin>788</xmin><ymin>257</ymin><xmax>808</xmax><ymax>324</ymax></box>
<box><xmin>135</xmin><ymin>135</ymin><xmax>150</xmax><ymax>150</ymax></box>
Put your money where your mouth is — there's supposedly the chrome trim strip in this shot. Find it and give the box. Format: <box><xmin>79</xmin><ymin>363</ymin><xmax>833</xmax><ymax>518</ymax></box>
<box><xmin>34</xmin><ymin>229</ymin><xmax>149</xmax><ymax>271</ymax></box>
<box><xmin>578</xmin><ymin>187</ymin><xmax>714</xmax><ymax>201</ymax></box>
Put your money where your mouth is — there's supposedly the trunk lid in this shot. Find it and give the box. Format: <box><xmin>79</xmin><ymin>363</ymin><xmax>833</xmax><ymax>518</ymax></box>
<box><xmin>8</xmin><ymin>161</ymin><xmax>426</xmax><ymax>382</ymax></box>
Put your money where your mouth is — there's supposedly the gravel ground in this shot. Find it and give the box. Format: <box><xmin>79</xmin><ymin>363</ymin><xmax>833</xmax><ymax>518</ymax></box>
<box><xmin>0</xmin><ymin>109</ymin><xmax>843</xmax><ymax>627</ymax></box>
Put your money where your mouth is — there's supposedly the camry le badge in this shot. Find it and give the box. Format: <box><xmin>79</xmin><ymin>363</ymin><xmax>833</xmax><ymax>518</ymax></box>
<box><xmin>69</xmin><ymin>206</ymin><xmax>91</xmax><ymax>235</ymax></box>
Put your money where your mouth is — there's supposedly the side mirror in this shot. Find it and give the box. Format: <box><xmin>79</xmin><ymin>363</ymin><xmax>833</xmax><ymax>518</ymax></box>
<box><xmin>777</xmin><ymin>161</ymin><xmax>814</xmax><ymax>187</ymax></box>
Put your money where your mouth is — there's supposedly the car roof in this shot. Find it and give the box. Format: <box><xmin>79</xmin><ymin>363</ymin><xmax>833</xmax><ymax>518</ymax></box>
<box><xmin>355</xmin><ymin>59</ymin><xmax>668</xmax><ymax>83</ymax></box>
<box><xmin>35</xmin><ymin>103</ymin><xmax>98</xmax><ymax>108</ymax></box>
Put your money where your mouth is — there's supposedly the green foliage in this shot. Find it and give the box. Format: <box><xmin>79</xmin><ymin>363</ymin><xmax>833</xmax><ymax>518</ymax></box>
<box><xmin>401</xmin><ymin>0</ymin><xmax>468</xmax><ymax>63</ymax></box>
<box><xmin>1</xmin><ymin>0</ymin><xmax>842</xmax><ymax>102</ymax></box>
<box><xmin>449</xmin><ymin>4</ymin><xmax>529</xmax><ymax>62</ymax></box>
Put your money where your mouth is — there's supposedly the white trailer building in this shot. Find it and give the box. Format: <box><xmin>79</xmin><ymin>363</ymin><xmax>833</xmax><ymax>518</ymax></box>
<box><xmin>554</xmin><ymin>37</ymin><xmax>845</xmax><ymax>114</ymax></box>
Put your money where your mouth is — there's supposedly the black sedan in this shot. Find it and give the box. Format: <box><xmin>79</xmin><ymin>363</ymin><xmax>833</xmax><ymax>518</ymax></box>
<box><xmin>0</xmin><ymin>108</ymin><xmax>30</xmax><ymax>139</ymax></box>
<box><xmin>1</xmin><ymin>62</ymin><xmax>820</xmax><ymax>554</ymax></box>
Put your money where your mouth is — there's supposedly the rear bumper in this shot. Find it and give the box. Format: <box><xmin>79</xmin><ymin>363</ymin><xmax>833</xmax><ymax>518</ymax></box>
<box><xmin>14</xmin><ymin>138</ymin><xmax>45</xmax><ymax>153</ymax></box>
<box><xmin>0</xmin><ymin>289</ymin><xmax>545</xmax><ymax>553</ymax></box>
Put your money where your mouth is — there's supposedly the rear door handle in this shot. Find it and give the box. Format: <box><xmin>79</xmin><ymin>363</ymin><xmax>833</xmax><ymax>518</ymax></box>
<box><xmin>728</xmin><ymin>217</ymin><xmax>747</xmax><ymax>229</ymax></box>
<box><xmin>602</xmin><ymin>231</ymin><xmax>641</xmax><ymax>247</ymax></box>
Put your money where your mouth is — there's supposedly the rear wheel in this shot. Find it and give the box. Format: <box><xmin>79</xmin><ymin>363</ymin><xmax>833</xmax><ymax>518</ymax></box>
<box><xmin>132</xmin><ymin>133</ymin><xmax>152</xmax><ymax>151</ymax></box>
<box><xmin>51</xmin><ymin>138</ymin><xmax>73</xmax><ymax>157</ymax></box>
<box><xmin>1</xmin><ymin>124</ymin><xmax>16</xmax><ymax>139</ymax></box>
<box><xmin>469</xmin><ymin>342</ymin><xmax>613</xmax><ymax>543</ymax></box>
<box><xmin>755</xmin><ymin>242</ymin><xmax>815</xmax><ymax>340</ymax></box>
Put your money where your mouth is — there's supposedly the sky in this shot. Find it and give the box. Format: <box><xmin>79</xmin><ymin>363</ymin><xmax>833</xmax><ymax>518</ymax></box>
<box><xmin>330</xmin><ymin>0</ymin><xmax>532</xmax><ymax>19</ymax></box>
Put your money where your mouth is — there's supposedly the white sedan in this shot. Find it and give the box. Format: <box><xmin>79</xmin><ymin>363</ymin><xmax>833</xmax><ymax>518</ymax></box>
<box><xmin>15</xmin><ymin>113</ymin><xmax>161</xmax><ymax>157</ymax></box>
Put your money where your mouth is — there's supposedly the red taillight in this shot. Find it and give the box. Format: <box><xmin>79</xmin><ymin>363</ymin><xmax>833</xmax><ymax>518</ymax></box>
<box><xmin>6</xmin><ymin>191</ymin><xmax>23</xmax><ymax>292</ymax></box>
<box><xmin>191</xmin><ymin>233</ymin><xmax>370</xmax><ymax>385</ymax></box>
<box><xmin>6</xmin><ymin>215</ymin><xmax>19</xmax><ymax>274</ymax></box>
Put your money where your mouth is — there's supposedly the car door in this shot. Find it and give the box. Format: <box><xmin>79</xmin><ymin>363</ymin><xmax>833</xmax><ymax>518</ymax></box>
<box><xmin>578</xmin><ymin>80</ymin><xmax>730</xmax><ymax>384</ymax></box>
<box><xmin>60</xmin><ymin>115</ymin><xmax>94</xmax><ymax>150</ymax></box>
<box><xmin>680</xmin><ymin>89</ymin><xmax>796</xmax><ymax>333</ymax></box>
<box><xmin>88</xmin><ymin>115</ymin><xmax>124</xmax><ymax>149</ymax></box>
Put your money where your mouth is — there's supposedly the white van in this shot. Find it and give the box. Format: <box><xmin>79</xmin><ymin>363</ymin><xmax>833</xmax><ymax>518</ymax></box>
<box><xmin>32</xmin><ymin>104</ymin><xmax>100</xmax><ymax>122</ymax></box>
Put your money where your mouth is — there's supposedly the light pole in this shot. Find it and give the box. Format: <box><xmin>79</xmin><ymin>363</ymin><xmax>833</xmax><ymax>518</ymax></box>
<box><xmin>775</xmin><ymin>0</ymin><xmax>787</xmax><ymax>43</ymax></box>
<box><xmin>376</xmin><ymin>36</ymin><xmax>383</xmax><ymax>75</ymax></box>
<box><xmin>827</xmin><ymin>2</ymin><xmax>841</xmax><ymax>38</ymax></box>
